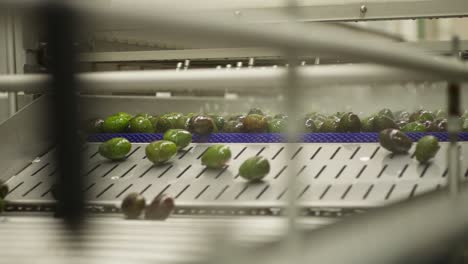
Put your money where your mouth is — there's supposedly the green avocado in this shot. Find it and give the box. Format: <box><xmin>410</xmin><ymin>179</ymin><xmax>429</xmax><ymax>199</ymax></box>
<box><xmin>99</xmin><ymin>137</ymin><xmax>132</xmax><ymax>160</ymax></box>
<box><xmin>163</xmin><ymin>129</ymin><xmax>192</xmax><ymax>150</ymax></box>
<box><xmin>201</xmin><ymin>145</ymin><xmax>232</xmax><ymax>169</ymax></box>
<box><xmin>222</xmin><ymin>120</ymin><xmax>244</xmax><ymax>133</ymax></box>
<box><xmin>209</xmin><ymin>115</ymin><xmax>225</xmax><ymax>131</ymax></box>
<box><xmin>102</xmin><ymin>115</ymin><xmax>131</xmax><ymax>133</ymax></box>
<box><xmin>401</xmin><ymin>122</ymin><xmax>426</xmax><ymax>132</ymax></box>
<box><xmin>128</xmin><ymin>116</ymin><xmax>154</xmax><ymax>133</ymax></box>
<box><xmin>268</xmin><ymin>119</ymin><xmax>287</xmax><ymax>133</ymax></box>
<box><xmin>317</xmin><ymin>118</ymin><xmax>338</xmax><ymax>133</ymax></box>
<box><xmin>248</xmin><ymin>108</ymin><xmax>265</xmax><ymax>116</ymax></box>
<box><xmin>239</xmin><ymin>156</ymin><xmax>270</xmax><ymax>182</ymax></box>
<box><xmin>414</xmin><ymin>135</ymin><xmax>440</xmax><ymax>163</ymax></box>
<box><xmin>378</xmin><ymin>108</ymin><xmax>394</xmax><ymax>120</ymax></box>
<box><xmin>156</xmin><ymin>113</ymin><xmax>184</xmax><ymax>132</ymax></box>
<box><xmin>116</xmin><ymin>112</ymin><xmax>133</xmax><ymax>120</ymax></box>
<box><xmin>145</xmin><ymin>140</ymin><xmax>177</xmax><ymax>165</ymax></box>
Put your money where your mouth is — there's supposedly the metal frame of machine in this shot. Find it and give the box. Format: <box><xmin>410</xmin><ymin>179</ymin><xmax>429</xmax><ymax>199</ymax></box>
<box><xmin>0</xmin><ymin>1</ymin><xmax>468</xmax><ymax>263</ymax></box>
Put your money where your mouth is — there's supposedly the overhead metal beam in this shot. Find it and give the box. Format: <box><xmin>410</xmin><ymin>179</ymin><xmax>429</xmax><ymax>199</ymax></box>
<box><xmin>0</xmin><ymin>64</ymin><xmax>460</xmax><ymax>94</ymax></box>
<box><xmin>79</xmin><ymin>41</ymin><xmax>468</xmax><ymax>63</ymax></box>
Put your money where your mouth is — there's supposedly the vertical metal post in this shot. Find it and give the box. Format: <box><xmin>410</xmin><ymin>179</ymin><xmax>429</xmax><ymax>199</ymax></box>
<box><xmin>6</xmin><ymin>9</ymin><xmax>17</xmax><ymax>117</ymax></box>
<box><xmin>283</xmin><ymin>1</ymin><xmax>300</xmax><ymax>263</ymax></box>
<box><xmin>44</xmin><ymin>2</ymin><xmax>84</xmax><ymax>228</ymax></box>
<box><xmin>447</xmin><ymin>36</ymin><xmax>461</xmax><ymax>198</ymax></box>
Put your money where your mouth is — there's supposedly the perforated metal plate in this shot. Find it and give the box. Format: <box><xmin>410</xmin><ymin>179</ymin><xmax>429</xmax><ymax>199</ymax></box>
<box><xmin>5</xmin><ymin>142</ymin><xmax>468</xmax><ymax>211</ymax></box>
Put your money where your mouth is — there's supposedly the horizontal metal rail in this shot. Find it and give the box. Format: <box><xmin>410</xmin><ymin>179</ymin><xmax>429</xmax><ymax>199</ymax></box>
<box><xmin>0</xmin><ymin>64</ymin><xmax>456</xmax><ymax>93</ymax></box>
<box><xmin>3</xmin><ymin>1</ymin><xmax>468</xmax><ymax>80</ymax></box>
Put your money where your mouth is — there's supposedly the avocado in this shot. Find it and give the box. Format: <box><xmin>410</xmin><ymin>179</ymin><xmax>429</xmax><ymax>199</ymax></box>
<box><xmin>145</xmin><ymin>140</ymin><xmax>177</xmax><ymax>165</ymax></box>
<box><xmin>163</xmin><ymin>129</ymin><xmax>192</xmax><ymax>150</ymax></box>
<box><xmin>201</xmin><ymin>145</ymin><xmax>232</xmax><ymax>169</ymax></box>
<box><xmin>379</xmin><ymin>129</ymin><xmax>412</xmax><ymax>154</ymax></box>
<box><xmin>99</xmin><ymin>137</ymin><xmax>132</xmax><ymax>160</ymax></box>
<box><xmin>243</xmin><ymin>114</ymin><xmax>268</xmax><ymax>133</ymax></box>
<box><xmin>128</xmin><ymin>116</ymin><xmax>154</xmax><ymax>133</ymax></box>
<box><xmin>121</xmin><ymin>192</ymin><xmax>146</xmax><ymax>219</ymax></box>
<box><xmin>239</xmin><ymin>156</ymin><xmax>270</xmax><ymax>182</ymax></box>
<box><xmin>102</xmin><ymin>115</ymin><xmax>131</xmax><ymax>133</ymax></box>
<box><xmin>414</xmin><ymin>135</ymin><xmax>440</xmax><ymax>163</ymax></box>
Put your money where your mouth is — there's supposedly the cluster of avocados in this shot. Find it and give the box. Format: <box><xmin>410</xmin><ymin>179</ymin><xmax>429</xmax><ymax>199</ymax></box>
<box><xmin>86</xmin><ymin>108</ymin><xmax>468</xmax><ymax>134</ymax></box>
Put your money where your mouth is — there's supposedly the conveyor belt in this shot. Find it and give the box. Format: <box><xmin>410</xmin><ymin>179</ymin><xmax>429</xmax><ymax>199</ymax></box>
<box><xmin>4</xmin><ymin>142</ymin><xmax>468</xmax><ymax>214</ymax></box>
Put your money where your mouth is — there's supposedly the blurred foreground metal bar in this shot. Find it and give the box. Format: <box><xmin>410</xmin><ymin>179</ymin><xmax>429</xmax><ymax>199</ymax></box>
<box><xmin>5</xmin><ymin>9</ymin><xmax>17</xmax><ymax>116</ymax></box>
<box><xmin>0</xmin><ymin>64</ymin><xmax>462</xmax><ymax>94</ymax></box>
<box><xmin>447</xmin><ymin>37</ymin><xmax>462</xmax><ymax>197</ymax></box>
<box><xmin>45</xmin><ymin>2</ymin><xmax>83</xmax><ymax>228</ymax></box>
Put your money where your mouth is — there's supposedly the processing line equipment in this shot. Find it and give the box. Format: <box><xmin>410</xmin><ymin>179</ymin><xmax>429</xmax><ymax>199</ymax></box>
<box><xmin>0</xmin><ymin>1</ymin><xmax>468</xmax><ymax>264</ymax></box>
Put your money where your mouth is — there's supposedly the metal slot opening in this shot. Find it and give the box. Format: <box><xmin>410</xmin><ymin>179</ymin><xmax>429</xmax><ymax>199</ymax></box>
<box><xmin>385</xmin><ymin>184</ymin><xmax>396</xmax><ymax>200</ymax></box>
<box><xmin>158</xmin><ymin>165</ymin><xmax>173</xmax><ymax>178</ymax></box>
<box><xmin>356</xmin><ymin>165</ymin><xmax>367</xmax><ymax>179</ymax></box>
<box><xmin>291</xmin><ymin>146</ymin><xmax>303</xmax><ymax>160</ymax></box>
<box><xmin>178</xmin><ymin>147</ymin><xmax>193</xmax><ymax>159</ymax></box>
<box><xmin>31</xmin><ymin>163</ymin><xmax>50</xmax><ymax>176</ymax></box>
<box><xmin>409</xmin><ymin>184</ymin><xmax>418</xmax><ymax>198</ymax></box>
<box><xmin>330</xmin><ymin>146</ymin><xmax>341</xmax><ymax>160</ymax></box>
<box><xmin>215</xmin><ymin>185</ymin><xmax>229</xmax><ymax>200</ymax></box>
<box><xmin>215</xmin><ymin>166</ymin><xmax>229</xmax><ymax>179</ymax></box>
<box><xmin>419</xmin><ymin>164</ymin><xmax>431</xmax><ymax>178</ymax></box>
<box><xmin>175</xmin><ymin>184</ymin><xmax>190</xmax><ymax>199</ymax></box>
<box><xmin>234</xmin><ymin>147</ymin><xmax>247</xmax><ymax>160</ymax></box>
<box><xmin>96</xmin><ymin>184</ymin><xmax>114</xmax><ymax>198</ymax></box>
<box><xmin>297</xmin><ymin>185</ymin><xmax>310</xmax><ymax>199</ymax></box>
<box><xmin>398</xmin><ymin>164</ymin><xmax>409</xmax><ymax>178</ymax></box>
<box><xmin>116</xmin><ymin>184</ymin><xmax>133</xmax><ymax>198</ymax></box>
<box><xmin>341</xmin><ymin>185</ymin><xmax>353</xmax><ymax>199</ymax></box>
<box><xmin>139</xmin><ymin>166</ymin><xmax>153</xmax><ymax>178</ymax></box>
<box><xmin>274</xmin><ymin>165</ymin><xmax>288</xmax><ymax>179</ymax></box>
<box><xmin>319</xmin><ymin>185</ymin><xmax>331</xmax><ymax>200</ymax></box>
<box><xmin>256</xmin><ymin>185</ymin><xmax>270</xmax><ymax>199</ymax></box>
<box><xmin>350</xmin><ymin>146</ymin><xmax>361</xmax><ymax>159</ymax></box>
<box><xmin>140</xmin><ymin>184</ymin><xmax>152</xmax><ymax>195</ymax></box>
<box><xmin>8</xmin><ymin>181</ymin><xmax>24</xmax><ymax>195</ymax></box>
<box><xmin>177</xmin><ymin>165</ymin><xmax>192</xmax><ymax>178</ymax></box>
<box><xmin>314</xmin><ymin>165</ymin><xmax>327</xmax><ymax>179</ymax></box>
<box><xmin>310</xmin><ymin>147</ymin><xmax>322</xmax><ymax>160</ymax></box>
<box><xmin>22</xmin><ymin>182</ymin><xmax>42</xmax><ymax>197</ymax></box>
<box><xmin>120</xmin><ymin>164</ymin><xmax>137</xmax><ymax>178</ymax></box>
<box><xmin>125</xmin><ymin>146</ymin><xmax>141</xmax><ymax>159</ymax></box>
<box><xmin>363</xmin><ymin>184</ymin><xmax>374</xmax><ymax>200</ymax></box>
<box><xmin>101</xmin><ymin>164</ymin><xmax>119</xmax><ymax>178</ymax></box>
<box><xmin>377</xmin><ymin>165</ymin><xmax>388</xmax><ymax>178</ymax></box>
<box><xmin>370</xmin><ymin>146</ymin><xmax>380</xmax><ymax>159</ymax></box>
<box><xmin>272</xmin><ymin>147</ymin><xmax>284</xmax><ymax>160</ymax></box>
<box><xmin>235</xmin><ymin>185</ymin><xmax>249</xmax><ymax>200</ymax></box>
<box><xmin>84</xmin><ymin>164</ymin><xmax>100</xmax><ymax>176</ymax></box>
<box><xmin>335</xmin><ymin>165</ymin><xmax>347</xmax><ymax>179</ymax></box>
<box><xmin>256</xmin><ymin>147</ymin><xmax>266</xmax><ymax>156</ymax></box>
<box><xmin>195</xmin><ymin>185</ymin><xmax>210</xmax><ymax>199</ymax></box>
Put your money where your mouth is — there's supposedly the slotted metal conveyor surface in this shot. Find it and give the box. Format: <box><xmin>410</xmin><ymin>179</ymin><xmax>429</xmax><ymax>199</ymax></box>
<box><xmin>5</xmin><ymin>142</ymin><xmax>468</xmax><ymax>211</ymax></box>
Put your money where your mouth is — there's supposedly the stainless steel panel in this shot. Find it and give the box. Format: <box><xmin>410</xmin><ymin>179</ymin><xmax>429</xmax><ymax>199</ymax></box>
<box><xmin>0</xmin><ymin>95</ymin><xmax>52</xmax><ymax>183</ymax></box>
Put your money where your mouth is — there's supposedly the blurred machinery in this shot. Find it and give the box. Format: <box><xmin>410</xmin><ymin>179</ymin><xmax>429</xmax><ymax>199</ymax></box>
<box><xmin>0</xmin><ymin>1</ymin><xmax>468</xmax><ymax>264</ymax></box>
